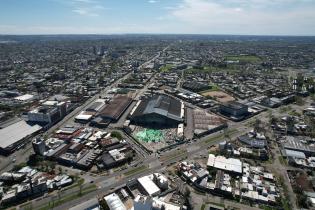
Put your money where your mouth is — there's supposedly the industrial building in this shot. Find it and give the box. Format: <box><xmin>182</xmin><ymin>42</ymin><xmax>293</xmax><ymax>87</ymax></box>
<box><xmin>219</xmin><ymin>101</ymin><xmax>249</xmax><ymax>121</ymax></box>
<box><xmin>281</xmin><ymin>136</ymin><xmax>315</xmax><ymax>156</ymax></box>
<box><xmin>27</xmin><ymin>101</ymin><xmax>67</xmax><ymax>126</ymax></box>
<box><xmin>0</xmin><ymin>120</ymin><xmax>42</xmax><ymax>155</ymax></box>
<box><xmin>86</xmin><ymin>99</ymin><xmax>106</xmax><ymax>113</ymax></box>
<box><xmin>100</xmin><ymin>95</ymin><xmax>132</xmax><ymax>122</ymax></box>
<box><xmin>98</xmin><ymin>145</ymin><xmax>133</xmax><ymax>169</ymax></box>
<box><xmin>130</xmin><ymin>94</ymin><xmax>184</xmax><ymax>127</ymax></box>
<box><xmin>137</xmin><ymin>175</ymin><xmax>161</xmax><ymax>196</ymax></box>
<box><xmin>104</xmin><ymin>193</ymin><xmax>126</xmax><ymax>210</ymax></box>
<box><xmin>75</xmin><ymin>99</ymin><xmax>106</xmax><ymax>123</ymax></box>
<box><xmin>238</xmin><ymin>134</ymin><xmax>267</xmax><ymax>149</ymax></box>
<box><xmin>207</xmin><ymin>154</ymin><xmax>243</xmax><ymax>175</ymax></box>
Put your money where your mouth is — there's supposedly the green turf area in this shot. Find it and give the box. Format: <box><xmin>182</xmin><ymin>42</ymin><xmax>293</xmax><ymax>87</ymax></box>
<box><xmin>186</xmin><ymin>66</ymin><xmax>223</xmax><ymax>73</ymax></box>
<box><xmin>160</xmin><ymin>64</ymin><xmax>173</xmax><ymax>72</ymax></box>
<box><xmin>200</xmin><ymin>204</ymin><xmax>206</xmax><ymax>210</ymax></box>
<box><xmin>225</xmin><ymin>55</ymin><xmax>262</xmax><ymax>63</ymax></box>
<box><xmin>185</xmin><ymin>65</ymin><xmax>240</xmax><ymax>74</ymax></box>
<box><xmin>124</xmin><ymin>165</ymin><xmax>148</xmax><ymax>177</ymax></box>
<box><xmin>278</xmin><ymin>156</ymin><xmax>287</xmax><ymax>165</ymax></box>
<box><xmin>135</xmin><ymin>129</ymin><xmax>164</xmax><ymax>142</ymax></box>
<box><xmin>199</xmin><ymin>84</ymin><xmax>220</xmax><ymax>94</ymax></box>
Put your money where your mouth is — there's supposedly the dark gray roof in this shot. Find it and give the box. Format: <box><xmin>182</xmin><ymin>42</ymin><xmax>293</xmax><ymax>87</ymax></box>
<box><xmin>238</xmin><ymin>135</ymin><xmax>267</xmax><ymax>148</ymax></box>
<box><xmin>101</xmin><ymin>152</ymin><xmax>116</xmax><ymax>166</ymax></box>
<box><xmin>132</xmin><ymin>95</ymin><xmax>182</xmax><ymax>122</ymax></box>
<box><xmin>282</xmin><ymin>136</ymin><xmax>315</xmax><ymax>154</ymax></box>
<box><xmin>282</xmin><ymin>149</ymin><xmax>306</xmax><ymax>159</ymax></box>
<box><xmin>222</xmin><ymin>101</ymin><xmax>248</xmax><ymax>110</ymax></box>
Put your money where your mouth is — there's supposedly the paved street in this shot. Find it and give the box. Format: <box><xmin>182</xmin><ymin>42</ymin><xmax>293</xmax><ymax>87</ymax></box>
<box><xmin>12</xmin><ymin>100</ymin><xmax>302</xmax><ymax>210</ymax></box>
<box><xmin>7</xmin><ymin>44</ymin><xmax>307</xmax><ymax>210</ymax></box>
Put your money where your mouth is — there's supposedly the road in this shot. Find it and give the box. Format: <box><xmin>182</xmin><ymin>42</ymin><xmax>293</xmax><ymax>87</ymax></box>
<box><xmin>1</xmin><ymin>45</ymin><xmax>170</xmax><ymax>174</ymax></box>
<box><xmin>14</xmin><ymin>100</ymin><xmax>267</xmax><ymax>210</ymax></box>
<box><xmin>0</xmin><ymin>71</ymin><xmax>133</xmax><ymax>173</ymax></box>
<box><xmin>16</xmin><ymin>108</ymin><xmax>257</xmax><ymax>210</ymax></box>
<box><xmin>13</xmin><ymin>45</ymin><xmax>299</xmax><ymax>210</ymax></box>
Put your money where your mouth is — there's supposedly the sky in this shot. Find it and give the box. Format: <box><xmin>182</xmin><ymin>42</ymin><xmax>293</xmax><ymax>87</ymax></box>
<box><xmin>0</xmin><ymin>0</ymin><xmax>315</xmax><ymax>35</ymax></box>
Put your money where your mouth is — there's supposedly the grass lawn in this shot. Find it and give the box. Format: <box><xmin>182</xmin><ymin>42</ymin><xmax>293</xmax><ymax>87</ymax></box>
<box><xmin>200</xmin><ymin>204</ymin><xmax>206</xmax><ymax>210</ymax></box>
<box><xmin>278</xmin><ymin>156</ymin><xmax>287</xmax><ymax>165</ymax></box>
<box><xmin>186</xmin><ymin>65</ymin><xmax>239</xmax><ymax>74</ymax></box>
<box><xmin>279</xmin><ymin>106</ymin><xmax>292</xmax><ymax>114</ymax></box>
<box><xmin>225</xmin><ymin>55</ymin><xmax>262</xmax><ymax>63</ymax></box>
<box><xmin>199</xmin><ymin>84</ymin><xmax>220</xmax><ymax>94</ymax></box>
<box><xmin>160</xmin><ymin>64</ymin><xmax>173</xmax><ymax>72</ymax></box>
<box><xmin>124</xmin><ymin>165</ymin><xmax>148</xmax><ymax>177</ymax></box>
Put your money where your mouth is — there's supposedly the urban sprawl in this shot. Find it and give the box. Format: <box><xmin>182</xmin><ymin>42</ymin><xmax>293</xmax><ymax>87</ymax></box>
<box><xmin>0</xmin><ymin>35</ymin><xmax>315</xmax><ymax>210</ymax></box>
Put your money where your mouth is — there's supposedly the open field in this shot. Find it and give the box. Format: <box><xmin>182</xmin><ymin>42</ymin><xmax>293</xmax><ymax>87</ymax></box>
<box><xmin>198</xmin><ymin>84</ymin><xmax>220</xmax><ymax>93</ymax></box>
<box><xmin>225</xmin><ymin>55</ymin><xmax>262</xmax><ymax>63</ymax></box>
<box><xmin>185</xmin><ymin>65</ymin><xmax>240</xmax><ymax>74</ymax></box>
<box><xmin>160</xmin><ymin>64</ymin><xmax>173</xmax><ymax>72</ymax></box>
<box><xmin>201</xmin><ymin>90</ymin><xmax>235</xmax><ymax>103</ymax></box>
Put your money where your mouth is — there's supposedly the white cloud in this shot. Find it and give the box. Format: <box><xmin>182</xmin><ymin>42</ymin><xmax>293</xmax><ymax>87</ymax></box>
<box><xmin>166</xmin><ymin>0</ymin><xmax>315</xmax><ymax>35</ymax></box>
<box><xmin>148</xmin><ymin>0</ymin><xmax>158</xmax><ymax>3</ymax></box>
<box><xmin>54</xmin><ymin>0</ymin><xmax>105</xmax><ymax>16</ymax></box>
<box><xmin>72</xmin><ymin>8</ymin><xmax>88</xmax><ymax>15</ymax></box>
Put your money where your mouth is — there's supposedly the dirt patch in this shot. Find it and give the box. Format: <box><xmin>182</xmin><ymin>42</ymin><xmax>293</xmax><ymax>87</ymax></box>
<box><xmin>201</xmin><ymin>91</ymin><xmax>235</xmax><ymax>103</ymax></box>
<box><xmin>288</xmin><ymin>170</ymin><xmax>314</xmax><ymax>192</ymax></box>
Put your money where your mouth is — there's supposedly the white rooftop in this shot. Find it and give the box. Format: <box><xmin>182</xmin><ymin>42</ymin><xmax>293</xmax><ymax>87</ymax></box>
<box><xmin>14</xmin><ymin>94</ymin><xmax>34</xmax><ymax>101</ymax></box>
<box><xmin>0</xmin><ymin>120</ymin><xmax>42</xmax><ymax>149</ymax></box>
<box><xmin>138</xmin><ymin>175</ymin><xmax>161</xmax><ymax>196</ymax></box>
<box><xmin>75</xmin><ymin>111</ymin><xmax>93</xmax><ymax>121</ymax></box>
<box><xmin>104</xmin><ymin>193</ymin><xmax>126</xmax><ymax>210</ymax></box>
<box><xmin>207</xmin><ymin>154</ymin><xmax>242</xmax><ymax>174</ymax></box>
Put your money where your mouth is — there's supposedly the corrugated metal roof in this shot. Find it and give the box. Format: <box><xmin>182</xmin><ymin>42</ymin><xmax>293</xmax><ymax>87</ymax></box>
<box><xmin>283</xmin><ymin>149</ymin><xmax>306</xmax><ymax>159</ymax></box>
<box><xmin>104</xmin><ymin>193</ymin><xmax>126</xmax><ymax>210</ymax></box>
<box><xmin>0</xmin><ymin>120</ymin><xmax>42</xmax><ymax>149</ymax></box>
<box><xmin>100</xmin><ymin>96</ymin><xmax>132</xmax><ymax>120</ymax></box>
<box><xmin>132</xmin><ymin>95</ymin><xmax>183</xmax><ymax>122</ymax></box>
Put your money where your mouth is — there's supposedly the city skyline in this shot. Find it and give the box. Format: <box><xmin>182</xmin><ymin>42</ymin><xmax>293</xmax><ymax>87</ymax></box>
<box><xmin>1</xmin><ymin>0</ymin><xmax>315</xmax><ymax>35</ymax></box>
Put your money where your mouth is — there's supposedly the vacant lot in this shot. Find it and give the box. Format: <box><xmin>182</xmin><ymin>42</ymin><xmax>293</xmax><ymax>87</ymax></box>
<box><xmin>225</xmin><ymin>55</ymin><xmax>262</xmax><ymax>63</ymax></box>
<box><xmin>201</xmin><ymin>90</ymin><xmax>235</xmax><ymax>103</ymax></box>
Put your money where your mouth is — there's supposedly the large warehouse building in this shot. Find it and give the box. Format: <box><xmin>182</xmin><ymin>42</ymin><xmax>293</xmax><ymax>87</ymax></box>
<box><xmin>130</xmin><ymin>94</ymin><xmax>184</xmax><ymax>127</ymax></box>
<box><xmin>219</xmin><ymin>101</ymin><xmax>249</xmax><ymax>121</ymax></box>
<box><xmin>207</xmin><ymin>154</ymin><xmax>243</xmax><ymax>175</ymax></box>
<box><xmin>0</xmin><ymin>120</ymin><xmax>42</xmax><ymax>155</ymax></box>
<box><xmin>99</xmin><ymin>95</ymin><xmax>132</xmax><ymax>122</ymax></box>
